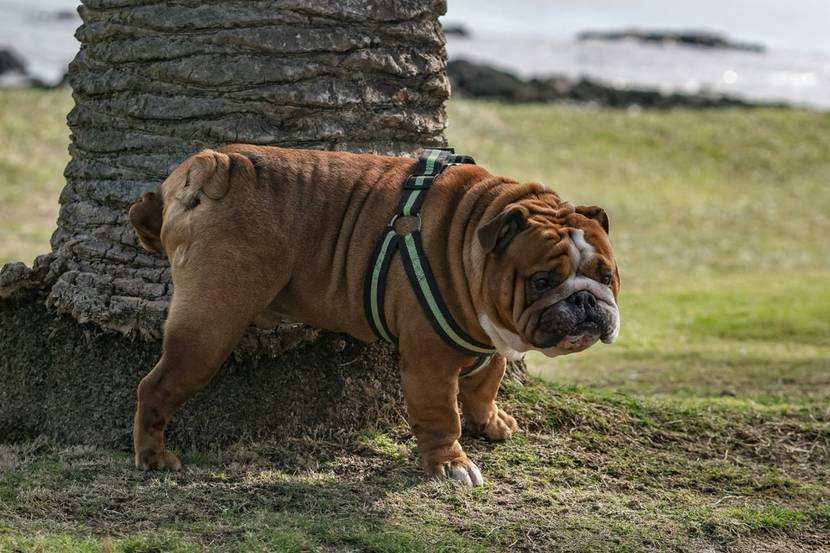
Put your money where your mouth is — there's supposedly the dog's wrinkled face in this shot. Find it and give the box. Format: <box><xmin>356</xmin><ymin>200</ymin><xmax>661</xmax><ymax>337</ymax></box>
<box><xmin>477</xmin><ymin>193</ymin><xmax>620</xmax><ymax>358</ymax></box>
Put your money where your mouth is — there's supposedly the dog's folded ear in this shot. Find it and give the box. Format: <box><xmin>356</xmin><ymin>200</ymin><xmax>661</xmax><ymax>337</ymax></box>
<box><xmin>575</xmin><ymin>205</ymin><xmax>610</xmax><ymax>235</ymax></box>
<box><xmin>478</xmin><ymin>204</ymin><xmax>529</xmax><ymax>254</ymax></box>
<box><xmin>188</xmin><ymin>150</ymin><xmax>232</xmax><ymax>200</ymax></box>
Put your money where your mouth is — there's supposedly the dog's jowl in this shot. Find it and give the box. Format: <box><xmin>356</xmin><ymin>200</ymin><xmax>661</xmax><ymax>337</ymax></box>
<box><xmin>128</xmin><ymin>145</ymin><xmax>620</xmax><ymax>485</ymax></box>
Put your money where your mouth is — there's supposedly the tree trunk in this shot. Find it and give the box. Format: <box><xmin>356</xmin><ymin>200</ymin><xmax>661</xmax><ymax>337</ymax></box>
<box><xmin>0</xmin><ymin>0</ymin><xmax>455</xmax><ymax>447</ymax></box>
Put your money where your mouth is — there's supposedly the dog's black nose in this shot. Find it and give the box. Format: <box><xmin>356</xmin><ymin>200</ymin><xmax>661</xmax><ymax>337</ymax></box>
<box><xmin>568</xmin><ymin>291</ymin><xmax>597</xmax><ymax>311</ymax></box>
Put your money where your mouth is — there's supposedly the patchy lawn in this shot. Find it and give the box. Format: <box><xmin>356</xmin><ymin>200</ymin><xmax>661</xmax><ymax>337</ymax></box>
<box><xmin>1</xmin><ymin>91</ymin><xmax>829</xmax><ymax>551</ymax></box>
<box><xmin>1</xmin><ymin>381</ymin><xmax>827</xmax><ymax>552</ymax></box>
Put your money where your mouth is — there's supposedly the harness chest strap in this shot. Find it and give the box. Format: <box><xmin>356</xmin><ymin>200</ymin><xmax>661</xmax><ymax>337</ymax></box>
<box><xmin>363</xmin><ymin>148</ymin><xmax>496</xmax><ymax>379</ymax></box>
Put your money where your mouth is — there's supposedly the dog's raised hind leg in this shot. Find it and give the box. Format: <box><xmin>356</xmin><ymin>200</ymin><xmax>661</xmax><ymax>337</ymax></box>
<box><xmin>133</xmin><ymin>267</ymin><xmax>278</xmax><ymax>471</ymax></box>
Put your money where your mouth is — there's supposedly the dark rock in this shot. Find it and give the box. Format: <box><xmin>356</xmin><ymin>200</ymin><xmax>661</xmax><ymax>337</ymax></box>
<box><xmin>29</xmin><ymin>71</ymin><xmax>71</xmax><ymax>90</ymax></box>
<box><xmin>443</xmin><ymin>24</ymin><xmax>471</xmax><ymax>37</ymax></box>
<box><xmin>577</xmin><ymin>28</ymin><xmax>765</xmax><ymax>53</ymax></box>
<box><xmin>0</xmin><ymin>48</ymin><xmax>69</xmax><ymax>89</ymax></box>
<box><xmin>567</xmin><ymin>78</ymin><xmax>753</xmax><ymax>109</ymax></box>
<box><xmin>448</xmin><ymin>59</ymin><xmax>771</xmax><ymax>109</ymax></box>
<box><xmin>0</xmin><ymin>48</ymin><xmax>26</xmax><ymax>76</ymax></box>
<box><xmin>447</xmin><ymin>59</ymin><xmax>569</xmax><ymax>102</ymax></box>
<box><xmin>31</xmin><ymin>9</ymin><xmax>80</xmax><ymax>21</ymax></box>
<box><xmin>51</xmin><ymin>9</ymin><xmax>79</xmax><ymax>20</ymax></box>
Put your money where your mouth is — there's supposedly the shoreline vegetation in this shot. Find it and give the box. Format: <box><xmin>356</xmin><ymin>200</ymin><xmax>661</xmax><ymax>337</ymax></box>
<box><xmin>1</xmin><ymin>90</ymin><xmax>828</xmax><ymax>551</ymax></box>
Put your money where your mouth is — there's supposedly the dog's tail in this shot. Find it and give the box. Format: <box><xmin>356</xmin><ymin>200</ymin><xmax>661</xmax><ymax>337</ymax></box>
<box><xmin>129</xmin><ymin>190</ymin><xmax>165</xmax><ymax>253</ymax></box>
<box><xmin>128</xmin><ymin>149</ymin><xmax>235</xmax><ymax>254</ymax></box>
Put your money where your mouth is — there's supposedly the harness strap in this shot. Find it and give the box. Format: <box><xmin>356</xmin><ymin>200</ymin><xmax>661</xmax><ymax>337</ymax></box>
<box><xmin>364</xmin><ymin>227</ymin><xmax>399</xmax><ymax>344</ymax></box>
<box><xmin>399</xmin><ymin>231</ymin><xmax>495</xmax><ymax>356</ymax></box>
<box><xmin>460</xmin><ymin>354</ymin><xmax>493</xmax><ymax>380</ymax></box>
<box><xmin>363</xmin><ymin>148</ymin><xmax>496</xmax><ymax>378</ymax></box>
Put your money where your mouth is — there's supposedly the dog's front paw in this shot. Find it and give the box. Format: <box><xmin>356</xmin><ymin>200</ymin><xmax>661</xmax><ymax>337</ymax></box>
<box><xmin>135</xmin><ymin>449</ymin><xmax>182</xmax><ymax>471</ymax></box>
<box><xmin>467</xmin><ymin>407</ymin><xmax>519</xmax><ymax>442</ymax></box>
<box><xmin>428</xmin><ymin>455</ymin><xmax>484</xmax><ymax>486</ymax></box>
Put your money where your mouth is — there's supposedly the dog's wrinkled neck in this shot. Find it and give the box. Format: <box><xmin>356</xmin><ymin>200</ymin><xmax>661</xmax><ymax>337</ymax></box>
<box><xmin>478</xmin><ymin>314</ymin><xmax>527</xmax><ymax>360</ymax></box>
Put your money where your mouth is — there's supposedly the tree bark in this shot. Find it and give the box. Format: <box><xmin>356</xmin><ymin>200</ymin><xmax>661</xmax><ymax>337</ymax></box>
<box><xmin>0</xmin><ymin>0</ymin><xmax>455</xmax><ymax>447</ymax></box>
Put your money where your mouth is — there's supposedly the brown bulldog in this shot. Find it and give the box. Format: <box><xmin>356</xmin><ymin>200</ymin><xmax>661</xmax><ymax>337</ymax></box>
<box><xmin>128</xmin><ymin>145</ymin><xmax>620</xmax><ymax>485</ymax></box>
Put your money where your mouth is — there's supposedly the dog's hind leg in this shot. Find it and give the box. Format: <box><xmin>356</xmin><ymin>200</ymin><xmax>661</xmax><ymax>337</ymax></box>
<box><xmin>458</xmin><ymin>355</ymin><xmax>518</xmax><ymax>442</ymax></box>
<box><xmin>133</xmin><ymin>267</ymin><xmax>279</xmax><ymax>471</ymax></box>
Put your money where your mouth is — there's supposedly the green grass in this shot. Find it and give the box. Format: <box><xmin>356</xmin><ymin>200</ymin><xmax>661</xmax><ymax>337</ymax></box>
<box><xmin>0</xmin><ymin>88</ymin><xmax>72</xmax><ymax>265</ymax></box>
<box><xmin>445</xmin><ymin>101</ymin><xmax>830</xmax><ymax>402</ymax></box>
<box><xmin>447</xmin><ymin>101</ymin><xmax>830</xmax><ymax>289</ymax></box>
<box><xmin>1</xmin><ymin>90</ymin><xmax>829</xmax><ymax>551</ymax></box>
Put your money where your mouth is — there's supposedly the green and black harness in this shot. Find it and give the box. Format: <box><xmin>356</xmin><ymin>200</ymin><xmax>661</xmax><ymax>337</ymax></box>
<box><xmin>363</xmin><ymin>148</ymin><xmax>496</xmax><ymax>379</ymax></box>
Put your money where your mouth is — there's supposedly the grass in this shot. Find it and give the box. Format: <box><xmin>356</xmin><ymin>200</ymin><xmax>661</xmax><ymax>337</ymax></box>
<box><xmin>0</xmin><ymin>88</ymin><xmax>72</xmax><ymax>265</ymax></box>
<box><xmin>1</xmin><ymin>90</ymin><xmax>829</xmax><ymax>551</ymax></box>
<box><xmin>445</xmin><ymin>101</ymin><xmax>830</xmax><ymax>402</ymax></box>
<box><xmin>0</xmin><ymin>382</ymin><xmax>827</xmax><ymax>552</ymax></box>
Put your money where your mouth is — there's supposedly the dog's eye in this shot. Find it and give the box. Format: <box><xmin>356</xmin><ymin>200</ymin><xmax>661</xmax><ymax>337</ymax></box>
<box><xmin>601</xmin><ymin>273</ymin><xmax>613</xmax><ymax>286</ymax></box>
<box><xmin>532</xmin><ymin>275</ymin><xmax>552</xmax><ymax>291</ymax></box>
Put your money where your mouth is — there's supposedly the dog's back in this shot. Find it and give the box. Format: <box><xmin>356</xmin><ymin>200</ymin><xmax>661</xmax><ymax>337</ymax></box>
<box><xmin>129</xmin><ymin>146</ymin><xmax>414</xmax><ymax>257</ymax></box>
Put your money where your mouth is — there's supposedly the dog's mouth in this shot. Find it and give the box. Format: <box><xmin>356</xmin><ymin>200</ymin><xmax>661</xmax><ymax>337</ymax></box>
<box><xmin>554</xmin><ymin>329</ymin><xmax>601</xmax><ymax>352</ymax></box>
<box><xmin>531</xmin><ymin>292</ymin><xmax>618</xmax><ymax>354</ymax></box>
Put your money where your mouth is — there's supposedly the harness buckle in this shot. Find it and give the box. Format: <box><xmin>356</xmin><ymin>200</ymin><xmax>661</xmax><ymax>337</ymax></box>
<box><xmin>388</xmin><ymin>213</ymin><xmax>421</xmax><ymax>235</ymax></box>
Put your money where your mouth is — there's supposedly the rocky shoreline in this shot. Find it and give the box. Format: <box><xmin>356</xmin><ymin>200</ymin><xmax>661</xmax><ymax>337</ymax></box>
<box><xmin>447</xmin><ymin>59</ymin><xmax>781</xmax><ymax>109</ymax></box>
<box><xmin>577</xmin><ymin>28</ymin><xmax>765</xmax><ymax>53</ymax></box>
<box><xmin>0</xmin><ymin>47</ymin><xmax>67</xmax><ymax>88</ymax></box>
